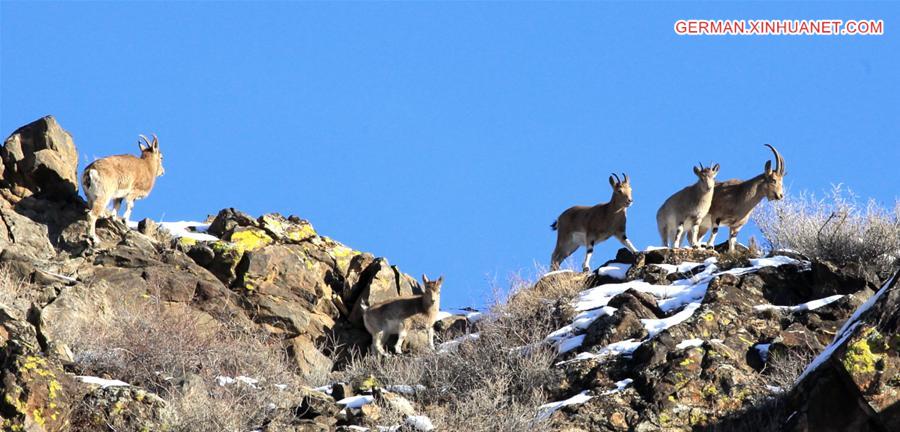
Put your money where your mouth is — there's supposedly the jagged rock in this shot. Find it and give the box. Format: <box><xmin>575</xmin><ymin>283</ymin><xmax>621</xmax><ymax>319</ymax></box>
<box><xmin>288</xmin><ymin>336</ymin><xmax>334</xmax><ymax>377</ymax></box>
<box><xmin>786</xmin><ymin>270</ymin><xmax>900</xmax><ymax>432</ymax></box>
<box><xmin>606</xmin><ymin>289</ymin><xmax>663</xmax><ymax>319</ymax></box>
<box><xmin>207</xmin><ymin>207</ymin><xmax>257</xmax><ymax>238</ymax></box>
<box><xmin>0</xmin><ymin>306</ymin><xmax>73</xmax><ymax>431</ymax></box>
<box><xmin>0</xmin><ymin>115</ymin><xmax>79</xmax><ymax>200</ymax></box>
<box><xmin>584</xmin><ymin>309</ymin><xmax>647</xmax><ymax>348</ymax></box>
<box><xmin>70</xmin><ymin>385</ymin><xmax>168</xmax><ymax>432</ymax></box>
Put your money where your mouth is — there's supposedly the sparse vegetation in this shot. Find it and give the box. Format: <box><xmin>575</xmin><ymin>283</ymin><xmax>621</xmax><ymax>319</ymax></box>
<box><xmin>338</xmin><ymin>268</ymin><xmax>585</xmax><ymax>431</ymax></box>
<box><xmin>755</xmin><ymin>185</ymin><xmax>900</xmax><ymax>273</ymax></box>
<box><xmin>64</xmin><ymin>292</ymin><xmax>304</xmax><ymax>432</ymax></box>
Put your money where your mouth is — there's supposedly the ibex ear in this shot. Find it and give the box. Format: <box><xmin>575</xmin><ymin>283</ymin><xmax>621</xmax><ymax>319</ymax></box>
<box><xmin>138</xmin><ymin>143</ymin><xmax>148</xmax><ymax>152</ymax></box>
<box><xmin>764</xmin><ymin>160</ymin><xmax>772</xmax><ymax>175</ymax></box>
<box><xmin>422</xmin><ymin>274</ymin><xmax>429</xmax><ymax>283</ymax></box>
<box><xmin>609</xmin><ymin>176</ymin><xmax>616</xmax><ymax>187</ymax></box>
<box><xmin>151</xmin><ymin>134</ymin><xmax>159</xmax><ymax>150</ymax></box>
<box><xmin>693</xmin><ymin>166</ymin><xmax>701</xmax><ymax>176</ymax></box>
<box><xmin>437</xmin><ymin>276</ymin><xmax>444</xmax><ymax>284</ymax></box>
<box><xmin>712</xmin><ymin>163</ymin><xmax>720</xmax><ymax>172</ymax></box>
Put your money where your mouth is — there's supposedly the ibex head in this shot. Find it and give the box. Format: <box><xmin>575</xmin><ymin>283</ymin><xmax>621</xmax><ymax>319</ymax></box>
<box><xmin>762</xmin><ymin>144</ymin><xmax>785</xmax><ymax>201</ymax></box>
<box><xmin>421</xmin><ymin>274</ymin><xmax>443</xmax><ymax>298</ymax></box>
<box><xmin>608</xmin><ymin>172</ymin><xmax>633</xmax><ymax>208</ymax></box>
<box><xmin>138</xmin><ymin>134</ymin><xmax>165</xmax><ymax>177</ymax></box>
<box><xmin>693</xmin><ymin>162</ymin><xmax>720</xmax><ymax>190</ymax></box>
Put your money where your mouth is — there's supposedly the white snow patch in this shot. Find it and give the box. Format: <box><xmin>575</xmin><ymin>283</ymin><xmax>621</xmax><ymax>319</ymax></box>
<box><xmin>535</xmin><ymin>390</ymin><xmax>593</xmax><ymax>421</ymax></box>
<box><xmin>596</xmin><ymin>263</ymin><xmax>630</xmax><ymax>280</ymax></box>
<box><xmin>556</xmin><ymin>334</ymin><xmax>586</xmax><ymax>354</ymax></box>
<box><xmin>548</xmin><ymin>253</ymin><xmax>813</xmax><ymax>364</ymax></box>
<box><xmin>653</xmin><ymin>261</ymin><xmax>705</xmax><ymax>275</ymax></box>
<box><xmin>128</xmin><ymin>220</ymin><xmax>218</xmax><ymax>242</ymax></box>
<box><xmin>437</xmin><ymin>333</ymin><xmax>480</xmax><ymax>353</ymax></box>
<box><xmin>215</xmin><ymin>375</ymin><xmax>258</xmax><ymax>388</ymax></box>
<box><xmin>434</xmin><ymin>311</ymin><xmax>453</xmax><ymax>321</ymax></box>
<box><xmin>601</xmin><ymin>378</ymin><xmax>634</xmax><ymax>395</ymax></box>
<box><xmin>337</xmin><ymin>395</ymin><xmax>375</xmax><ymax>408</ymax></box>
<box><xmin>313</xmin><ymin>384</ymin><xmax>333</xmax><ymax>395</ymax></box>
<box><xmin>675</xmin><ymin>338</ymin><xmax>705</xmax><ymax>350</ymax></box>
<box><xmin>749</xmin><ymin>255</ymin><xmax>802</xmax><ymax>268</ymax></box>
<box><xmin>766</xmin><ymin>385</ymin><xmax>784</xmax><ymax>393</ymax></box>
<box><xmin>274</xmin><ymin>384</ymin><xmax>288</xmax><ymax>391</ymax></box>
<box><xmin>542</xmin><ymin>269</ymin><xmax>574</xmax><ymax>278</ymax></box>
<box><xmin>75</xmin><ymin>376</ymin><xmax>129</xmax><ymax>388</ymax></box>
<box><xmin>797</xmin><ymin>272</ymin><xmax>898</xmax><ymax>383</ymax></box>
<box><xmin>384</xmin><ymin>384</ymin><xmax>426</xmax><ymax>395</ymax></box>
<box><xmin>642</xmin><ymin>302</ymin><xmax>701</xmax><ymax>338</ymax></box>
<box><xmin>753</xmin><ymin>295</ymin><xmax>845</xmax><ymax>313</ymax></box>
<box><xmin>405</xmin><ymin>415</ymin><xmax>435</xmax><ymax>431</ymax></box>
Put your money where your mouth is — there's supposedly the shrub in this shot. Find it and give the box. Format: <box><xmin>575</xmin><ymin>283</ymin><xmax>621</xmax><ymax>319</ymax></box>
<box><xmin>339</xmin><ymin>268</ymin><xmax>585</xmax><ymax>431</ymax></box>
<box><xmin>754</xmin><ymin>185</ymin><xmax>900</xmax><ymax>273</ymax></box>
<box><xmin>65</xmin><ymin>293</ymin><xmax>303</xmax><ymax>432</ymax></box>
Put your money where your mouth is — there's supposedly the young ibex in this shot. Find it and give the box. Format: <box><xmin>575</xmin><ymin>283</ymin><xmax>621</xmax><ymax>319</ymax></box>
<box><xmin>656</xmin><ymin>163</ymin><xmax>719</xmax><ymax>248</ymax></box>
<box><xmin>82</xmin><ymin>134</ymin><xmax>165</xmax><ymax>242</ymax></box>
<box><xmin>550</xmin><ymin>173</ymin><xmax>638</xmax><ymax>272</ymax></box>
<box><xmin>362</xmin><ymin>275</ymin><xmax>443</xmax><ymax>356</ymax></box>
<box><xmin>697</xmin><ymin>144</ymin><xmax>786</xmax><ymax>251</ymax></box>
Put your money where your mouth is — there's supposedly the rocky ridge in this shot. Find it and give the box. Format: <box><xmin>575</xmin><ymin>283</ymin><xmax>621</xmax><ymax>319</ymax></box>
<box><xmin>0</xmin><ymin>116</ymin><xmax>897</xmax><ymax>431</ymax></box>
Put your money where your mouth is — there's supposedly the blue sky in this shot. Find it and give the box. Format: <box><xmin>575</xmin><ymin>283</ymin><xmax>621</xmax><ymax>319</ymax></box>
<box><xmin>2</xmin><ymin>2</ymin><xmax>898</xmax><ymax>309</ymax></box>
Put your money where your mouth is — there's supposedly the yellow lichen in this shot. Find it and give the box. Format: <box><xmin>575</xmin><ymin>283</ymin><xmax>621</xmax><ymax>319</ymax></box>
<box><xmin>229</xmin><ymin>228</ymin><xmax>272</xmax><ymax>252</ymax></box>
<box><xmin>842</xmin><ymin>328</ymin><xmax>885</xmax><ymax>375</ymax></box>
<box><xmin>702</xmin><ymin>313</ymin><xmax>714</xmax><ymax>322</ymax></box>
<box><xmin>287</xmin><ymin>222</ymin><xmax>317</xmax><ymax>242</ymax></box>
<box><xmin>177</xmin><ymin>237</ymin><xmax>197</xmax><ymax>247</ymax></box>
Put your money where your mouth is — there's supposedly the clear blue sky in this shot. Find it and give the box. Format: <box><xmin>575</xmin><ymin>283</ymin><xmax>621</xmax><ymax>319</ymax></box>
<box><xmin>2</xmin><ymin>2</ymin><xmax>898</xmax><ymax>309</ymax></box>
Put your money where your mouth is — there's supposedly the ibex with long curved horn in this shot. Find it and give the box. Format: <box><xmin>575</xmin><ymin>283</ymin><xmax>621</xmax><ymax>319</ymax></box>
<box><xmin>656</xmin><ymin>162</ymin><xmax>719</xmax><ymax>248</ymax></box>
<box><xmin>696</xmin><ymin>144</ymin><xmax>786</xmax><ymax>252</ymax></box>
<box><xmin>550</xmin><ymin>173</ymin><xmax>638</xmax><ymax>272</ymax></box>
<box><xmin>82</xmin><ymin>134</ymin><xmax>165</xmax><ymax>243</ymax></box>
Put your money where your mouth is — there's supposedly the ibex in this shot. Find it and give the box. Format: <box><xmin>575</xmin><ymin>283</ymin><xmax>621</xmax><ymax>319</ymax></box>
<box><xmin>656</xmin><ymin>163</ymin><xmax>719</xmax><ymax>248</ymax></box>
<box><xmin>82</xmin><ymin>134</ymin><xmax>165</xmax><ymax>243</ymax></box>
<box><xmin>362</xmin><ymin>275</ymin><xmax>443</xmax><ymax>356</ymax></box>
<box><xmin>697</xmin><ymin>144</ymin><xmax>786</xmax><ymax>252</ymax></box>
<box><xmin>550</xmin><ymin>173</ymin><xmax>638</xmax><ymax>272</ymax></box>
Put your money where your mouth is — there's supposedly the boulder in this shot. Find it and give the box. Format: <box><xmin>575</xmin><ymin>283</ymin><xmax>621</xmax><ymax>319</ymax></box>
<box><xmin>786</xmin><ymin>270</ymin><xmax>900</xmax><ymax>432</ymax></box>
<box><xmin>1</xmin><ymin>115</ymin><xmax>79</xmax><ymax>200</ymax></box>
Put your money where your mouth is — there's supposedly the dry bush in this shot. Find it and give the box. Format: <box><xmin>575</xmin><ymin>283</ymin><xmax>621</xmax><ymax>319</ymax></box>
<box><xmin>339</xmin><ymin>269</ymin><xmax>585</xmax><ymax>431</ymax></box>
<box><xmin>755</xmin><ymin>185</ymin><xmax>900</xmax><ymax>273</ymax></box>
<box><xmin>0</xmin><ymin>266</ymin><xmax>39</xmax><ymax>313</ymax></box>
<box><xmin>66</xmin><ymin>294</ymin><xmax>303</xmax><ymax>432</ymax></box>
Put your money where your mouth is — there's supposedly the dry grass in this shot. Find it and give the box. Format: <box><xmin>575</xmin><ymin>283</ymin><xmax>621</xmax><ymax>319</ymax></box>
<box><xmin>754</xmin><ymin>185</ymin><xmax>900</xmax><ymax>273</ymax></box>
<box><xmin>339</xmin><ymin>268</ymin><xmax>585</xmax><ymax>431</ymax></box>
<box><xmin>65</xmin><ymin>293</ymin><xmax>304</xmax><ymax>432</ymax></box>
<box><xmin>0</xmin><ymin>266</ymin><xmax>39</xmax><ymax>313</ymax></box>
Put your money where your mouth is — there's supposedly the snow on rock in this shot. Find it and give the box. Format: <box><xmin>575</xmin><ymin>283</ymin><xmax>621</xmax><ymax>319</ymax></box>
<box><xmin>437</xmin><ymin>333</ymin><xmax>480</xmax><ymax>353</ymax></box>
<box><xmin>602</xmin><ymin>378</ymin><xmax>634</xmax><ymax>395</ymax></box>
<box><xmin>797</xmin><ymin>271</ymin><xmax>898</xmax><ymax>382</ymax></box>
<box><xmin>128</xmin><ymin>220</ymin><xmax>219</xmax><ymax>242</ymax></box>
<box><xmin>535</xmin><ymin>390</ymin><xmax>593</xmax><ymax>421</ymax></box>
<box><xmin>337</xmin><ymin>395</ymin><xmax>375</xmax><ymax>409</ymax></box>
<box><xmin>405</xmin><ymin>415</ymin><xmax>435</xmax><ymax>431</ymax></box>
<box><xmin>215</xmin><ymin>375</ymin><xmax>259</xmax><ymax>388</ymax></box>
<box><xmin>653</xmin><ymin>261</ymin><xmax>705</xmax><ymax>275</ymax></box>
<box><xmin>596</xmin><ymin>263</ymin><xmax>630</xmax><ymax>280</ymax></box>
<box><xmin>675</xmin><ymin>338</ymin><xmax>705</xmax><ymax>350</ymax></box>
<box><xmin>75</xmin><ymin>376</ymin><xmax>129</xmax><ymax>388</ymax></box>
<box><xmin>753</xmin><ymin>295</ymin><xmax>845</xmax><ymax>313</ymax></box>
<box><xmin>384</xmin><ymin>384</ymin><xmax>427</xmax><ymax>395</ymax></box>
<box><xmin>643</xmin><ymin>302</ymin><xmax>701</xmax><ymax>338</ymax></box>
<box><xmin>313</xmin><ymin>384</ymin><xmax>333</xmax><ymax>395</ymax></box>
<box><xmin>548</xmin><ymin>253</ymin><xmax>812</xmax><ymax>363</ymax></box>
<box><xmin>542</xmin><ymin>269</ymin><xmax>574</xmax><ymax>278</ymax></box>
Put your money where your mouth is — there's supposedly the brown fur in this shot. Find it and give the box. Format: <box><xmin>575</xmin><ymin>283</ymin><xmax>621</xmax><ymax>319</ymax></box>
<box><xmin>656</xmin><ymin>163</ymin><xmax>719</xmax><ymax>248</ymax></box>
<box><xmin>82</xmin><ymin>134</ymin><xmax>164</xmax><ymax>242</ymax></box>
<box><xmin>362</xmin><ymin>275</ymin><xmax>443</xmax><ymax>356</ymax></box>
<box><xmin>698</xmin><ymin>145</ymin><xmax>785</xmax><ymax>251</ymax></box>
<box><xmin>550</xmin><ymin>173</ymin><xmax>637</xmax><ymax>272</ymax></box>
